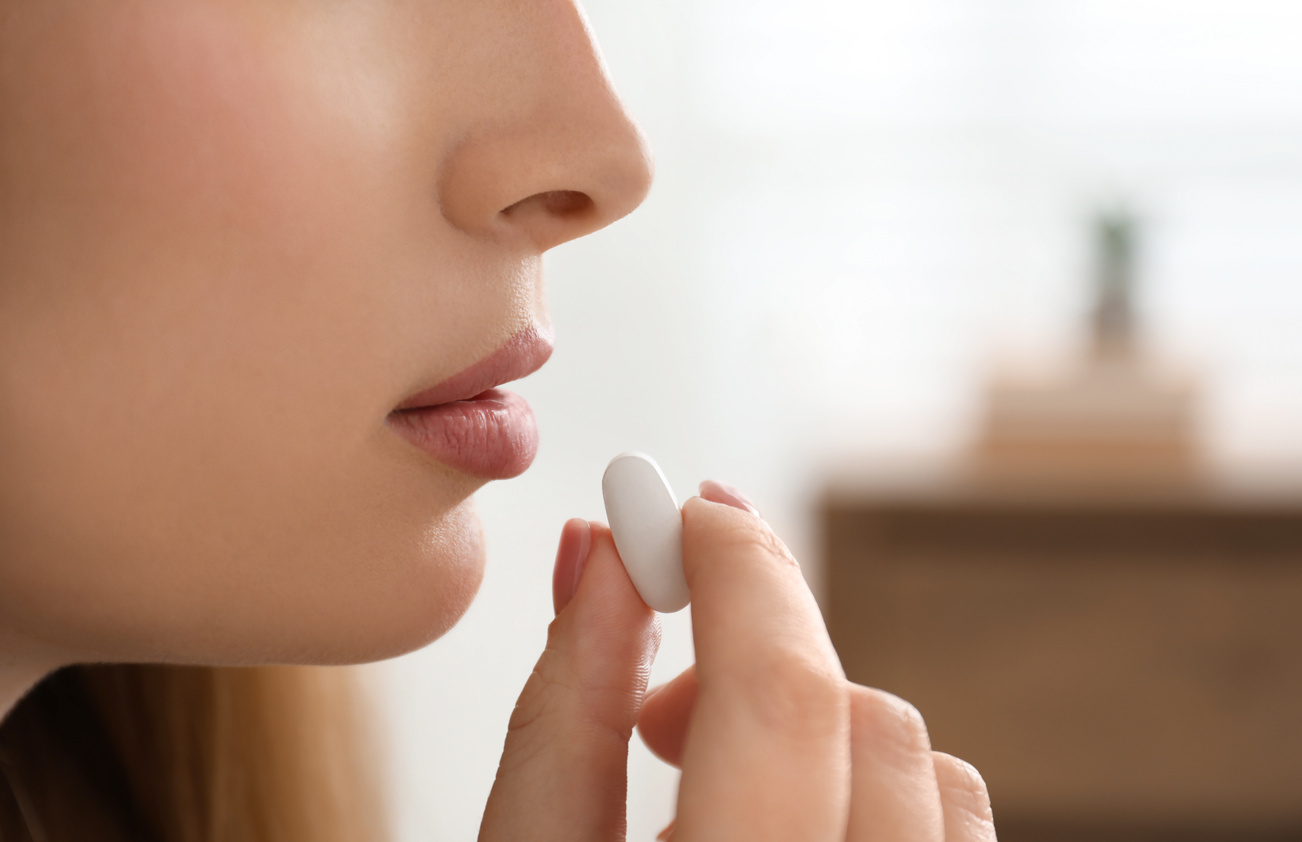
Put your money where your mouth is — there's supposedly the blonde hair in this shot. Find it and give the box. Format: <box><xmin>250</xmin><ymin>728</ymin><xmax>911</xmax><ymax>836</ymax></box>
<box><xmin>0</xmin><ymin>664</ymin><xmax>387</xmax><ymax>842</ymax></box>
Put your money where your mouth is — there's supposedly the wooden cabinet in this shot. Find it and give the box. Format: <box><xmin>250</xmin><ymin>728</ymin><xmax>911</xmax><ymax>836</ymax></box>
<box><xmin>823</xmin><ymin>482</ymin><xmax>1302</xmax><ymax>842</ymax></box>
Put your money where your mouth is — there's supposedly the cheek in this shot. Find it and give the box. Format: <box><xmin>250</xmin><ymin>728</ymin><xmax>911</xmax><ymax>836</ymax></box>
<box><xmin>0</xmin><ymin>4</ymin><xmax>491</xmax><ymax>662</ymax></box>
<box><xmin>0</xmin><ymin>447</ymin><xmax>489</xmax><ymax>663</ymax></box>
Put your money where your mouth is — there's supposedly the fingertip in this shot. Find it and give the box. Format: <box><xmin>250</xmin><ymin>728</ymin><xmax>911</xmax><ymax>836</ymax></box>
<box><xmin>643</xmin><ymin>680</ymin><xmax>667</xmax><ymax>705</ymax></box>
<box><xmin>698</xmin><ymin>479</ymin><xmax>761</xmax><ymax>516</ymax></box>
<box><xmin>680</xmin><ymin>494</ymin><xmax>749</xmax><ymax>536</ymax></box>
<box><xmin>534</xmin><ymin>523</ymin><xmax>662</xmax><ymax>749</ymax></box>
<box><xmin>636</xmin><ymin>665</ymin><xmax>697</xmax><ymax>768</ymax></box>
<box><xmin>680</xmin><ymin>493</ymin><xmax>796</xmax><ymax>582</ymax></box>
<box><xmin>553</xmin><ymin>517</ymin><xmax>593</xmax><ymax>615</ymax></box>
<box><xmin>565</xmin><ymin>522</ymin><xmax>658</xmax><ymax>634</ymax></box>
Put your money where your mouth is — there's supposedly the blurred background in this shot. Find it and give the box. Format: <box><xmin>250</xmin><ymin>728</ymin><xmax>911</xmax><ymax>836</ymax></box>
<box><xmin>372</xmin><ymin>1</ymin><xmax>1302</xmax><ymax>839</ymax></box>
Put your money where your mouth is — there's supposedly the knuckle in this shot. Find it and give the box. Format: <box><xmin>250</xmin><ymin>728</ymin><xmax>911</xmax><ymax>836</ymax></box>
<box><xmin>733</xmin><ymin>646</ymin><xmax>848</xmax><ymax>739</ymax></box>
<box><xmin>685</xmin><ymin>497</ymin><xmax>801</xmax><ymax>574</ymax></box>
<box><xmin>852</xmin><ymin>686</ymin><xmax>933</xmax><ymax>755</ymax></box>
<box><xmin>500</xmin><ymin>645</ymin><xmax>641</xmax><ymax>778</ymax></box>
<box><xmin>511</xmin><ymin>638</ymin><xmax>643</xmax><ymax>744</ymax></box>
<box><xmin>505</xmin><ymin>647</ymin><xmax>569</xmax><ymax>738</ymax></box>
<box><xmin>934</xmin><ymin>752</ymin><xmax>996</xmax><ymax>828</ymax></box>
<box><xmin>499</xmin><ymin>668</ymin><xmax>563</xmax><ymax>772</ymax></box>
<box><xmin>731</xmin><ymin>521</ymin><xmax>800</xmax><ymax>569</ymax></box>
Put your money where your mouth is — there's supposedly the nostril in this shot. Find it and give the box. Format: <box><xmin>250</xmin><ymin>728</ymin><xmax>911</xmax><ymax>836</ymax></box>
<box><xmin>540</xmin><ymin>189</ymin><xmax>593</xmax><ymax>218</ymax></box>
<box><xmin>502</xmin><ymin>189</ymin><xmax>594</xmax><ymax>220</ymax></box>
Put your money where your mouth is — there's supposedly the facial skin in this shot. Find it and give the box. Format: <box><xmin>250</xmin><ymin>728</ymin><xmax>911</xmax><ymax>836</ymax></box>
<box><xmin>0</xmin><ymin>0</ymin><xmax>652</xmax><ymax>703</ymax></box>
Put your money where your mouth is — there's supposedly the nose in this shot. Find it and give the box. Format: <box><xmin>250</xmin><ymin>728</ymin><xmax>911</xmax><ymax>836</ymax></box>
<box><xmin>437</xmin><ymin>0</ymin><xmax>654</xmax><ymax>253</ymax></box>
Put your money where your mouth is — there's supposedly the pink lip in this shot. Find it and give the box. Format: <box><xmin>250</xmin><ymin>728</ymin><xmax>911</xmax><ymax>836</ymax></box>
<box><xmin>387</xmin><ymin>325</ymin><xmax>554</xmax><ymax>479</ymax></box>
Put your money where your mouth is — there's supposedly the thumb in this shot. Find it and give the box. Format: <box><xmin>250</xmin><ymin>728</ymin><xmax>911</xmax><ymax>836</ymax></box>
<box><xmin>479</xmin><ymin>520</ymin><xmax>661</xmax><ymax>842</ymax></box>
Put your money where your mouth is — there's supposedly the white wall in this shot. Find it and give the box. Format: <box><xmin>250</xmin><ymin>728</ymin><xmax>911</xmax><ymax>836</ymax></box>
<box><xmin>378</xmin><ymin>1</ymin><xmax>1302</xmax><ymax>839</ymax></box>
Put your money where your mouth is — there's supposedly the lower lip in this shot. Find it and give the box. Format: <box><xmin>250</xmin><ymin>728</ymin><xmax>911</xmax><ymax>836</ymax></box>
<box><xmin>386</xmin><ymin>388</ymin><xmax>539</xmax><ymax>480</ymax></box>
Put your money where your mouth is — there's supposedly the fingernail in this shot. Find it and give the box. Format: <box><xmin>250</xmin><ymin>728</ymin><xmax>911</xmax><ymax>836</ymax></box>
<box><xmin>698</xmin><ymin>479</ymin><xmax>760</xmax><ymax>516</ymax></box>
<box><xmin>552</xmin><ymin>518</ymin><xmax>592</xmax><ymax>615</ymax></box>
<box><xmin>656</xmin><ymin>819</ymin><xmax>677</xmax><ymax>841</ymax></box>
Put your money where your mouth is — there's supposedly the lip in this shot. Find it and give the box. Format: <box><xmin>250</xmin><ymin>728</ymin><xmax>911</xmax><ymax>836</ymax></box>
<box><xmin>392</xmin><ymin>324</ymin><xmax>555</xmax><ymax>411</ymax></box>
<box><xmin>387</xmin><ymin>324</ymin><xmax>554</xmax><ymax>479</ymax></box>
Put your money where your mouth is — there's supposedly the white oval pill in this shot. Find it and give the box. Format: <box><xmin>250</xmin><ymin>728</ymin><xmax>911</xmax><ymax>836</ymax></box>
<box><xmin>602</xmin><ymin>452</ymin><xmax>689</xmax><ymax>613</ymax></box>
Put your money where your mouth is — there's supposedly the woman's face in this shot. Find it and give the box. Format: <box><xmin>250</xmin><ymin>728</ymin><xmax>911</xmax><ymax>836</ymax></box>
<box><xmin>0</xmin><ymin>0</ymin><xmax>651</xmax><ymax>667</ymax></box>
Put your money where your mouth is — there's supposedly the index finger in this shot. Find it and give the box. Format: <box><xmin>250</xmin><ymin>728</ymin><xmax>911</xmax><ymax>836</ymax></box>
<box><xmin>672</xmin><ymin>493</ymin><xmax>850</xmax><ymax>842</ymax></box>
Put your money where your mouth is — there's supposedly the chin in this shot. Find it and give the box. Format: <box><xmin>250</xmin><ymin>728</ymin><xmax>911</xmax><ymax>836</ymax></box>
<box><xmin>283</xmin><ymin>499</ymin><xmax>488</xmax><ymax>667</ymax></box>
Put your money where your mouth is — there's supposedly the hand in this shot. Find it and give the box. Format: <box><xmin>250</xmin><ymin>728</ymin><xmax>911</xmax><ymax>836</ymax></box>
<box><xmin>478</xmin><ymin>483</ymin><xmax>996</xmax><ymax>841</ymax></box>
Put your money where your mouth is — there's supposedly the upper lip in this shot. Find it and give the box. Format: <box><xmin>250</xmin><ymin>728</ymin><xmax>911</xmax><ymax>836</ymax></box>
<box><xmin>392</xmin><ymin>323</ymin><xmax>555</xmax><ymax>411</ymax></box>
